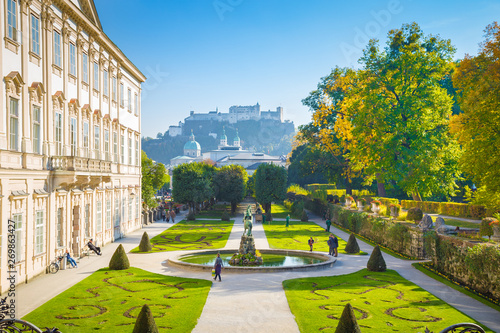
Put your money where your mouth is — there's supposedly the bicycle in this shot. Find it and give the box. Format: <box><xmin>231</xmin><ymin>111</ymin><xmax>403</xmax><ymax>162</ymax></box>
<box><xmin>48</xmin><ymin>256</ymin><xmax>65</xmax><ymax>274</ymax></box>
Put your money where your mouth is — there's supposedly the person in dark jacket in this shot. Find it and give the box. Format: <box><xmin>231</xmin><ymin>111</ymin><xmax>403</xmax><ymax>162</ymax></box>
<box><xmin>87</xmin><ymin>239</ymin><xmax>101</xmax><ymax>255</ymax></box>
<box><xmin>327</xmin><ymin>234</ymin><xmax>338</xmax><ymax>257</ymax></box>
<box><xmin>213</xmin><ymin>253</ymin><xmax>223</xmax><ymax>282</ymax></box>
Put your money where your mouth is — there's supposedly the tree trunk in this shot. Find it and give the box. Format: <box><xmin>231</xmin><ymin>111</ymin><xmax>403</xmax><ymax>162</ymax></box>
<box><xmin>412</xmin><ymin>192</ymin><xmax>422</xmax><ymax>201</ymax></box>
<box><xmin>376</xmin><ymin>173</ymin><xmax>386</xmax><ymax>197</ymax></box>
<box><xmin>265</xmin><ymin>202</ymin><xmax>271</xmax><ymax>213</ymax></box>
<box><xmin>231</xmin><ymin>202</ymin><xmax>237</xmax><ymax>214</ymax></box>
<box><xmin>345</xmin><ymin>175</ymin><xmax>353</xmax><ymax>196</ymax></box>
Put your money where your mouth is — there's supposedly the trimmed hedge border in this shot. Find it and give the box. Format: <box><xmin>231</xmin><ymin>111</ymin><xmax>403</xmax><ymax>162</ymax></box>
<box><xmin>401</xmin><ymin>200</ymin><xmax>486</xmax><ymax>219</ymax></box>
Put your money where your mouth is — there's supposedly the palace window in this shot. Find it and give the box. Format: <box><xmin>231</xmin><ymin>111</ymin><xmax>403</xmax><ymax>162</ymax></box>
<box><xmin>114</xmin><ymin>197</ymin><xmax>120</xmax><ymax>227</ymax></box>
<box><xmin>120</xmin><ymin>134</ymin><xmax>125</xmax><ymax>164</ymax></box>
<box><xmin>56</xmin><ymin>208</ymin><xmax>63</xmax><ymax>248</ymax></box>
<box><xmin>96</xmin><ymin>201</ymin><xmax>102</xmax><ymax>233</ymax></box>
<box><xmin>94</xmin><ymin>125</ymin><xmax>100</xmax><ymax>159</ymax></box>
<box><xmin>113</xmin><ymin>132</ymin><xmax>118</xmax><ymax>163</ymax></box>
<box><xmin>106</xmin><ymin>199</ymin><xmax>111</xmax><ymax>230</ymax></box>
<box><xmin>54</xmin><ymin>112</ymin><xmax>62</xmax><ymax>155</ymax></box>
<box><xmin>112</xmin><ymin>77</ymin><xmax>117</xmax><ymax>101</ymax></box>
<box><xmin>127</xmin><ymin>89</ymin><xmax>132</xmax><ymax>111</ymax></box>
<box><xmin>31</xmin><ymin>14</ymin><xmax>40</xmax><ymax>56</ymax></box>
<box><xmin>82</xmin><ymin>53</ymin><xmax>89</xmax><ymax>83</ymax></box>
<box><xmin>53</xmin><ymin>31</ymin><xmax>61</xmax><ymax>67</ymax></box>
<box><xmin>128</xmin><ymin>137</ymin><xmax>132</xmax><ymax>165</ymax></box>
<box><xmin>7</xmin><ymin>0</ymin><xmax>17</xmax><ymax>41</ymax></box>
<box><xmin>134</xmin><ymin>93</ymin><xmax>138</xmax><ymax>115</ymax></box>
<box><xmin>103</xmin><ymin>70</ymin><xmax>109</xmax><ymax>96</ymax></box>
<box><xmin>12</xmin><ymin>213</ymin><xmax>23</xmax><ymax>262</ymax></box>
<box><xmin>69</xmin><ymin>43</ymin><xmax>76</xmax><ymax>76</ymax></box>
<box><xmin>136</xmin><ymin>196</ymin><xmax>140</xmax><ymax>219</ymax></box>
<box><xmin>120</xmin><ymin>83</ymin><xmax>124</xmax><ymax>107</ymax></box>
<box><xmin>70</xmin><ymin>117</ymin><xmax>77</xmax><ymax>156</ymax></box>
<box><xmin>34</xmin><ymin>211</ymin><xmax>44</xmax><ymax>255</ymax></box>
<box><xmin>135</xmin><ymin>137</ymin><xmax>139</xmax><ymax>166</ymax></box>
<box><xmin>83</xmin><ymin>122</ymin><xmax>89</xmax><ymax>157</ymax></box>
<box><xmin>9</xmin><ymin>98</ymin><xmax>19</xmax><ymax>151</ymax></box>
<box><xmin>93</xmin><ymin>62</ymin><xmax>99</xmax><ymax>90</ymax></box>
<box><xmin>85</xmin><ymin>204</ymin><xmax>90</xmax><ymax>238</ymax></box>
<box><xmin>128</xmin><ymin>197</ymin><xmax>133</xmax><ymax>221</ymax></box>
<box><xmin>33</xmin><ymin>106</ymin><xmax>41</xmax><ymax>154</ymax></box>
<box><xmin>104</xmin><ymin>129</ymin><xmax>110</xmax><ymax>161</ymax></box>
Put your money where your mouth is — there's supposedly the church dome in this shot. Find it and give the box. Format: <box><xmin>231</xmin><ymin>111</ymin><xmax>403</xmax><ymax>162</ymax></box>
<box><xmin>220</xmin><ymin>128</ymin><xmax>227</xmax><ymax>140</ymax></box>
<box><xmin>184</xmin><ymin>130</ymin><xmax>201</xmax><ymax>151</ymax></box>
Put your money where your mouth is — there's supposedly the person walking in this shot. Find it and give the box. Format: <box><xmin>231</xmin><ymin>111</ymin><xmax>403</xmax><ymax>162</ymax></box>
<box><xmin>65</xmin><ymin>249</ymin><xmax>77</xmax><ymax>268</ymax></box>
<box><xmin>286</xmin><ymin>214</ymin><xmax>290</xmax><ymax>228</ymax></box>
<box><xmin>166</xmin><ymin>210</ymin><xmax>170</xmax><ymax>223</ymax></box>
<box><xmin>326</xmin><ymin>218</ymin><xmax>331</xmax><ymax>232</ymax></box>
<box><xmin>308</xmin><ymin>237</ymin><xmax>314</xmax><ymax>252</ymax></box>
<box><xmin>213</xmin><ymin>253</ymin><xmax>223</xmax><ymax>282</ymax></box>
<box><xmin>327</xmin><ymin>234</ymin><xmax>334</xmax><ymax>256</ymax></box>
<box><xmin>332</xmin><ymin>234</ymin><xmax>339</xmax><ymax>257</ymax></box>
<box><xmin>170</xmin><ymin>209</ymin><xmax>176</xmax><ymax>223</ymax></box>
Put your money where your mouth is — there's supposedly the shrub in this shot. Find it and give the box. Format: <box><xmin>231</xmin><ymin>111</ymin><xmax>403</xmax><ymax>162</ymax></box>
<box><xmin>291</xmin><ymin>201</ymin><xmax>305</xmax><ymax>218</ymax></box>
<box><xmin>132</xmin><ymin>304</ymin><xmax>159</xmax><ymax>333</ymax></box>
<box><xmin>344</xmin><ymin>233</ymin><xmax>360</xmax><ymax>253</ymax></box>
<box><xmin>335</xmin><ymin>303</ymin><xmax>361</xmax><ymax>333</ymax></box>
<box><xmin>389</xmin><ymin>204</ymin><xmax>401</xmax><ymax>217</ymax></box>
<box><xmin>221</xmin><ymin>210</ymin><xmax>230</xmax><ymax>221</ymax></box>
<box><xmin>109</xmin><ymin>244</ymin><xmax>130</xmax><ymax>270</ymax></box>
<box><xmin>187</xmin><ymin>209</ymin><xmax>196</xmax><ymax>221</ymax></box>
<box><xmin>479</xmin><ymin>217</ymin><xmax>495</xmax><ymax>240</ymax></box>
<box><xmin>301</xmin><ymin>210</ymin><xmax>308</xmax><ymax>222</ymax></box>
<box><xmin>139</xmin><ymin>232</ymin><xmax>152</xmax><ymax>252</ymax></box>
<box><xmin>407</xmin><ymin>207</ymin><xmax>423</xmax><ymax>223</ymax></box>
<box><xmin>367</xmin><ymin>245</ymin><xmax>386</xmax><ymax>272</ymax></box>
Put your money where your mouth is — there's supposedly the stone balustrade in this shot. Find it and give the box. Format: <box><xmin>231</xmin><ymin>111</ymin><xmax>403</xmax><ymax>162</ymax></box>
<box><xmin>49</xmin><ymin>156</ymin><xmax>112</xmax><ymax>173</ymax></box>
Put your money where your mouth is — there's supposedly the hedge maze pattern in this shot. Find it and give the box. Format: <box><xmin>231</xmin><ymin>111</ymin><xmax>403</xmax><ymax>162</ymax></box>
<box><xmin>22</xmin><ymin>268</ymin><xmax>211</xmax><ymax>332</ymax></box>
<box><xmin>283</xmin><ymin>269</ymin><xmax>486</xmax><ymax>333</ymax></box>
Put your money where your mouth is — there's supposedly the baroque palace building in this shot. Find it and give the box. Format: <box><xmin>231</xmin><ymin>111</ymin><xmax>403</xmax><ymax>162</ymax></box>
<box><xmin>0</xmin><ymin>0</ymin><xmax>146</xmax><ymax>292</ymax></box>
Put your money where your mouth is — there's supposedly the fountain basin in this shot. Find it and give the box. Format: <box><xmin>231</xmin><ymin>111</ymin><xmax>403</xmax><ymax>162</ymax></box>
<box><xmin>167</xmin><ymin>249</ymin><xmax>335</xmax><ymax>272</ymax></box>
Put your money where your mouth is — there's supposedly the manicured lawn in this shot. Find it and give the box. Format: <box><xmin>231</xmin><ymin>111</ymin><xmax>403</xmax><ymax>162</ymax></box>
<box><xmin>270</xmin><ymin>203</ymin><xmax>292</xmax><ymax>218</ymax></box>
<box><xmin>131</xmin><ymin>219</ymin><xmax>233</xmax><ymax>252</ymax></box>
<box><xmin>22</xmin><ymin>267</ymin><xmax>211</xmax><ymax>332</ymax></box>
<box><xmin>283</xmin><ymin>269</ymin><xmax>493</xmax><ymax>333</ymax></box>
<box><xmin>263</xmin><ymin>220</ymin><xmax>366</xmax><ymax>255</ymax></box>
<box><xmin>442</xmin><ymin>218</ymin><xmax>480</xmax><ymax>229</ymax></box>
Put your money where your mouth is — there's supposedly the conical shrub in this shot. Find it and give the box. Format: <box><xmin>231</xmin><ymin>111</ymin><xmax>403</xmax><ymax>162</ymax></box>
<box><xmin>187</xmin><ymin>209</ymin><xmax>196</xmax><ymax>221</ymax></box>
<box><xmin>301</xmin><ymin>210</ymin><xmax>308</xmax><ymax>222</ymax></box>
<box><xmin>109</xmin><ymin>244</ymin><xmax>130</xmax><ymax>270</ymax></box>
<box><xmin>335</xmin><ymin>303</ymin><xmax>361</xmax><ymax>333</ymax></box>
<box><xmin>344</xmin><ymin>233</ymin><xmax>360</xmax><ymax>254</ymax></box>
<box><xmin>139</xmin><ymin>232</ymin><xmax>152</xmax><ymax>252</ymax></box>
<box><xmin>367</xmin><ymin>245</ymin><xmax>386</xmax><ymax>272</ymax></box>
<box><xmin>132</xmin><ymin>304</ymin><xmax>159</xmax><ymax>333</ymax></box>
<box><xmin>221</xmin><ymin>210</ymin><xmax>230</xmax><ymax>221</ymax></box>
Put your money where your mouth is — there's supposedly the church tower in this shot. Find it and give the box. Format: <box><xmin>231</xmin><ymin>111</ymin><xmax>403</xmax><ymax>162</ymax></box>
<box><xmin>219</xmin><ymin>127</ymin><xmax>228</xmax><ymax>148</ymax></box>
<box><xmin>184</xmin><ymin>130</ymin><xmax>201</xmax><ymax>157</ymax></box>
<box><xmin>233</xmin><ymin>129</ymin><xmax>240</xmax><ymax>147</ymax></box>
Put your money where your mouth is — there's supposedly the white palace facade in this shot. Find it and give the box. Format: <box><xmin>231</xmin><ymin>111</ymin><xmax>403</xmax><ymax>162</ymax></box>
<box><xmin>0</xmin><ymin>0</ymin><xmax>146</xmax><ymax>292</ymax></box>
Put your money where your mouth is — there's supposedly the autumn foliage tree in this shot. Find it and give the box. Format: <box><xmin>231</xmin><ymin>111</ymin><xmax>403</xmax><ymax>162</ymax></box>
<box><xmin>452</xmin><ymin>22</ymin><xmax>500</xmax><ymax>210</ymax></box>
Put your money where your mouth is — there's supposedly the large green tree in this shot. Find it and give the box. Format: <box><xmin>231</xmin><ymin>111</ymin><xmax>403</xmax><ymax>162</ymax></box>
<box><xmin>254</xmin><ymin>163</ymin><xmax>287</xmax><ymax>212</ymax></box>
<box><xmin>172</xmin><ymin>162</ymin><xmax>214</xmax><ymax>213</ymax></box>
<box><xmin>347</xmin><ymin>22</ymin><xmax>461</xmax><ymax>200</ymax></box>
<box><xmin>141</xmin><ymin>151</ymin><xmax>168</xmax><ymax>208</ymax></box>
<box><xmin>213</xmin><ymin>165</ymin><xmax>248</xmax><ymax>213</ymax></box>
<box><xmin>452</xmin><ymin>22</ymin><xmax>500</xmax><ymax>210</ymax></box>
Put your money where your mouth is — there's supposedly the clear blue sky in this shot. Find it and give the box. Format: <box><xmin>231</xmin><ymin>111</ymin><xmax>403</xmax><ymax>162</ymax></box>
<box><xmin>94</xmin><ymin>0</ymin><xmax>500</xmax><ymax>138</ymax></box>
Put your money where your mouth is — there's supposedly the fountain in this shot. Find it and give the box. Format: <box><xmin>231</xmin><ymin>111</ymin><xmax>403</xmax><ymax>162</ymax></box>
<box><xmin>228</xmin><ymin>205</ymin><xmax>263</xmax><ymax>266</ymax></box>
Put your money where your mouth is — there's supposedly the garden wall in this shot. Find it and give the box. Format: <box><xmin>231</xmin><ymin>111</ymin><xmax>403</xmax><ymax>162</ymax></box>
<box><xmin>401</xmin><ymin>200</ymin><xmax>486</xmax><ymax>219</ymax></box>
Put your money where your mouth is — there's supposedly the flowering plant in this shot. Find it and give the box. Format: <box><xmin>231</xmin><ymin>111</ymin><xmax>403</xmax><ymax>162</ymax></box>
<box><xmin>345</xmin><ymin>195</ymin><xmax>354</xmax><ymax>201</ymax></box>
<box><xmin>371</xmin><ymin>200</ymin><xmax>381</xmax><ymax>206</ymax></box>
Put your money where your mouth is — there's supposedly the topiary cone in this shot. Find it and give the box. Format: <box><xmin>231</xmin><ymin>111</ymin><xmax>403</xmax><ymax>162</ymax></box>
<box><xmin>335</xmin><ymin>303</ymin><xmax>361</xmax><ymax>333</ymax></box>
<box><xmin>367</xmin><ymin>245</ymin><xmax>386</xmax><ymax>272</ymax></box>
<box><xmin>344</xmin><ymin>233</ymin><xmax>360</xmax><ymax>253</ymax></box>
<box><xmin>109</xmin><ymin>244</ymin><xmax>130</xmax><ymax>270</ymax></box>
<box><xmin>221</xmin><ymin>209</ymin><xmax>230</xmax><ymax>221</ymax></box>
<box><xmin>301</xmin><ymin>209</ymin><xmax>308</xmax><ymax>222</ymax></box>
<box><xmin>132</xmin><ymin>304</ymin><xmax>159</xmax><ymax>333</ymax></box>
<box><xmin>139</xmin><ymin>232</ymin><xmax>153</xmax><ymax>252</ymax></box>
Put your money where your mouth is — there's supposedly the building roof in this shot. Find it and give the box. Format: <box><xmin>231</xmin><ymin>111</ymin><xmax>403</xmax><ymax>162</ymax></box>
<box><xmin>171</xmin><ymin>155</ymin><xmax>196</xmax><ymax>160</ymax></box>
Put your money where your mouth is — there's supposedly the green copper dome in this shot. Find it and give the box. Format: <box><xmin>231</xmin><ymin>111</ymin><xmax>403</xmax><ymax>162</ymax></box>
<box><xmin>184</xmin><ymin>130</ymin><xmax>201</xmax><ymax>150</ymax></box>
<box><xmin>234</xmin><ymin>129</ymin><xmax>240</xmax><ymax>142</ymax></box>
<box><xmin>220</xmin><ymin>128</ymin><xmax>227</xmax><ymax>140</ymax></box>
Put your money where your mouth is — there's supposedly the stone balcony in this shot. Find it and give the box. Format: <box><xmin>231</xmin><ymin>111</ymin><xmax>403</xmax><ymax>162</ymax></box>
<box><xmin>49</xmin><ymin>156</ymin><xmax>112</xmax><ymax>173</ymax></box>
<box><xmin>49</xmin><ymin>156</ymin><xmax>112</xmax><ymax>190</ymax></box>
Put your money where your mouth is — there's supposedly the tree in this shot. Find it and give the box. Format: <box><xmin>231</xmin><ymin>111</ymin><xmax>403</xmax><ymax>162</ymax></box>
<box><xmin>213</xmin><ymin>165</ymin><xmax>248</xmax><ymax>213</ymax></box>
<box><xmin>172</xmin><ymin>162</ymin><xmax>214</xmax><ymax>213</ymax></box>
<box><xmin>347</xmin><ymin>22</ymin><xmax>461</xmax><ymax>200</ymax></box>
<box><xmin>452</xmin><ymin>22</ymin><xmax>500</xmax><ymax>211</ymax></box>
<box><xmin>367</xmin><ymin>245</ymin><xmax>386</xmax><ymax>272</ymax></box>
<box><xmin>254</xmin><ymin>163</ymin><xmax>287</xmax><ymax>213</ymax></box>
<box><xmin>132</xmin><ymin>304</ymin><xmax>159</xmax><ymax>333</ymax></box>
<box><xmin>139</xmin><ymin>232</ymin><xmax>152</xmax><ymax>252</ymax></box>
<box><xmin>109</xmin><ymin>244</ymin><xmax>130</xmax><ymax>270</ymax></box>
<box><xmin>142</xmin><ymin>151</ymin><xmax>168</xmax><ymax>208</ymax></box>
<box><xmin>335</xmin><ymin>303</ymin><xmax>362</xmax><ymax>333</ymax></box>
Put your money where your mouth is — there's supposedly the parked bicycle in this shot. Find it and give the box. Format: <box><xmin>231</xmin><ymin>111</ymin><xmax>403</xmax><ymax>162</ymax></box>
<box><xmin>48</xmin><ymin>256</ymin><xmax>65</xmax><ymax>274</ymax></box>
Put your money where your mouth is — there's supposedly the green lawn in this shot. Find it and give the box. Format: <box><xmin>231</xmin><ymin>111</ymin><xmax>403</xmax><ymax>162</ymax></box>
<box><xmin>283</xmin><ymin>269</ymin><xmax>493</xmax><ymax>333</ymax></box>
<box><xmin>263</xmin><ymin>220</ymin><xmax>366</xmax><ymax>255</ymax></box>
<box><xmin>23</xmin><ymin>267</ymin><xmax>211</xmax><ymax>332</ymax></box>
<box><xmin>131</xmin><ymin>219</ymin><xmax>233</xmax><ymax>252</ymax></box>
<box><xmin>442</xmin><ymin>218</ymin><xmax>480</xmax><ymax>229</ymax></box>
<box><xmin>271</xmin><ymin>204</ymin><xmax>292</xmax><ymax>218</ymax></box>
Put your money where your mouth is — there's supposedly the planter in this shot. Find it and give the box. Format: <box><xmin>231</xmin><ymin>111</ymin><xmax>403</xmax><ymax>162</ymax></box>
<box><xmin>390</xmin><ymin>206</ymin><xmax>400</xmax><ymax>218</ymax></box>
<box><xmin>371</xmin><ymin>203</ymin><xmax>380</xmax><ymax>215</ymax></box>
<box><xmin>356</xmin><ymin>201</ymin><xmax>363</xmax><ymax>212</ymax></box>
<box><xmin>345</xmin><ymin>199</ymin><xmax>352</xmax><ymax>208</ymax></box>
<box><xmin>493</xmin><ymin>225</ymin><xmax>500</xmax><ymax>241</ymax></box>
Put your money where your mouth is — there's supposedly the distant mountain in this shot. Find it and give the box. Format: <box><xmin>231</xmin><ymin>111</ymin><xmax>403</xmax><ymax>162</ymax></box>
<box><xmin>142</xmin><ymin>119</ymin><xmax>295</xmax><ymax>165</ymax></box>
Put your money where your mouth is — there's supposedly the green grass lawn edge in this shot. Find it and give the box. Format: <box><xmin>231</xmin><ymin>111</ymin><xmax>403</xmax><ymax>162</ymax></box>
<box><xmin>412</xmin><ymin>262</ymin><xmax>500</xmax><ymax>313</ymax></box>
<box><xmin>329</xmin><ymin>222</ymin><xmax>417</xmax><ymax>260</ymax></box>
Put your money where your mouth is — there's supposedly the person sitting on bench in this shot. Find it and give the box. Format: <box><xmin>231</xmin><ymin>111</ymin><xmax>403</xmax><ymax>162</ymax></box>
<box><xmin>87</xmin><ymin>239</ymin><xmax>102</xmax><ymax>256</ymax></box>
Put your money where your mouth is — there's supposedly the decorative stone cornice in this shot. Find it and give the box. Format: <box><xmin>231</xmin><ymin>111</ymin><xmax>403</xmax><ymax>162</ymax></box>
<box><xmin>5</xmin><ymin>71</ymin><xmax>24</xmax><ymax>96</ymax></box>
<box><xmin>29</xmin><ymin>82</ymin><xmax>45</xmax><ymax>104</ymax></box>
